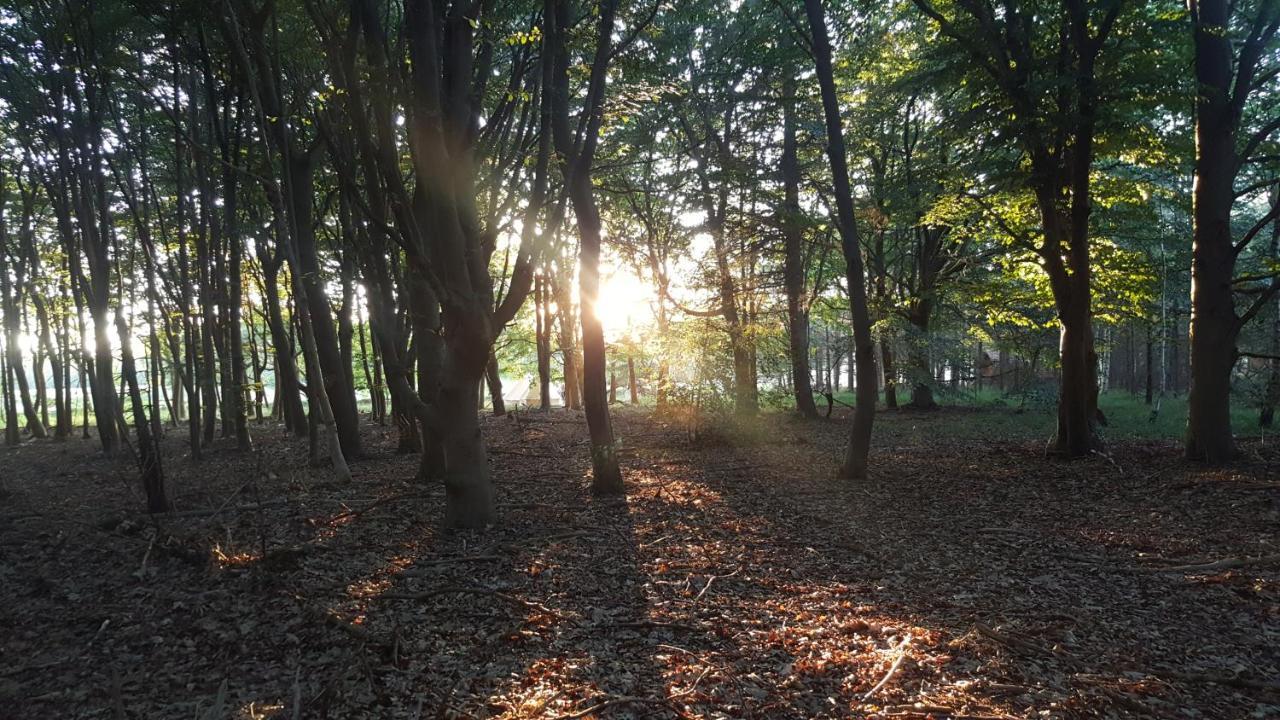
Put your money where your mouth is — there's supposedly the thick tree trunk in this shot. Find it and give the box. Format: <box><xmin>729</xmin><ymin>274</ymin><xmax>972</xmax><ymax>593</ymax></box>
<box><xmin>730</xmin><ymin>336</ymin><xmax>758</xmax><ymax>415</ymax></box>
<box><xmin>433</xmin><ymin>351</ymin><xmax>493</xmax><ymax>528</ymax></box>
<box><xmin>1186</xmin><ymin>0</ymin><xmax>1239</xmax><ymax>463</ymax></box>
<box><xmin>1055</xmin><ymin>305</ymin><xmax>1101</xmax><ymax>456</ymax></box>
<box><xmin>909</xmin><ymin>353</ymin><xmax>935</xmax><ymax>409</ymax></box>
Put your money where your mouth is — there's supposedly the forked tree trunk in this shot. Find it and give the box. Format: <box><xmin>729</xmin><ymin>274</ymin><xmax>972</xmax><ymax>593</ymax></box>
<box><xmin>262</xmin><ymin>259</ymin><xmax>307</xmax><ymax>435</ymax></box>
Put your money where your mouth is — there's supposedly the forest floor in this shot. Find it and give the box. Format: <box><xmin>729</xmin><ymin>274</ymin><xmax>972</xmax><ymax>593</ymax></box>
<box><xmin>1</xmin><ymin>405</ymin><xmax>1278</xmax><ymax>720</ymax></box>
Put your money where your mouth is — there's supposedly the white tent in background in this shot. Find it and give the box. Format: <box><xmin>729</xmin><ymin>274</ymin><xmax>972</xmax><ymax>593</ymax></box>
<box><xmin>482</xmin><ymin>376</ymin><xmax>564</xmax><ymax>410</ymax></box>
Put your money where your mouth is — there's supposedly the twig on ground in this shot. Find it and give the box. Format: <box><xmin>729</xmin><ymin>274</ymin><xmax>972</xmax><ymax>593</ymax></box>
<box><xmin>862</xmin><ymin>633</ymin><xmax>913</xmax><ymax>701</ymax></box>
<box><xmin>693</xmin><ymin>565</ymin><xmax>742</xmax><ymax>603</ymax></box>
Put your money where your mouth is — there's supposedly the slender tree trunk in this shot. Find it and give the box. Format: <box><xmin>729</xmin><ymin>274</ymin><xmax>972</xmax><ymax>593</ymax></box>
<box><xmin>1</xmin><ymin>330</ymin><xmax>16</xmax><ymax>445</ymax></box>
<box><xmin>881</xmin><ymin>342</ymin><xmax>898</xmax><ymax>409</ymax></box>
<box><xmin>549</xmin><ymin>0</ymin><xmax>623</xmax><ymax>493</ymax></box>
<box><xmin>1261</xmin><ymin>195</ymin><xmax>1280</xmax><ymax>427</ymax></box>
<box><xmin>628</xmin><ymin>355</ymin><xmax>639</xmax><ymax>405</ymax></box>
<box><xmin>115</xmin><ymin>310</ymin><xmax>167</xmax><ymax>513</ymax></box>
<box><xmin>805</xmin><ymin>0</ymin><xmax>878</xmax><ymax>478</ymax></box>
<box><xmin>263</xmin><ymin>260</ymin><xmax>307</xmax><ymax>434</ymax></box>
<box><xmin>535</xmin><ymin>272</ymin><xmax>552</xmax><ymax>410</ymax></box>
<box><xmin>485</xmin><ymin>350</ymin><xmax>506</xmax><ymax>416</ymax></box>
<box><xmin>555</xmin><ymin>277</ymin><xmax>581</xmax><ymax>409</ymax></box>
<box><xmin>288</xmin><ymin>154</ymin><xmax>362</xmax><ymax>458</ymax></box>
<box><xmin>276</xmin><ymin>204</ymin><xmax>351</xmax><ymax>482</ymax></box>
<box><xmin>225</xmin><ymin>169</ymin><xmax>251</xmax><ymax>450</ymax></box>
<box><xmin>1152</xmin><ymin>325</ymin><xmax>1162</xmax><ymax>404</ymax></box>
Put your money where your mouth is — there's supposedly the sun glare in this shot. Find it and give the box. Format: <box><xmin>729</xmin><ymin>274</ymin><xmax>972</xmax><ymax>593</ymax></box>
<box><xmin>594</xmin><ymin>268</ymin><xmax>654</xmax><ymax>341</ymax></box>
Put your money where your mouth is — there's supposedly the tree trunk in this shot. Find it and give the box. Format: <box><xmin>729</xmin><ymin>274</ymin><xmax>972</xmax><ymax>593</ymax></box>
<box><xmin>628</xmin><ymin>355</ymin><xmax>639</xmax><ymax>405</ymax></box>
<box><xmin>288</xmin><ymin>153</ymin><xmax>362</xmax><ymax>458</ymax></box>
<box><xmin>115</xmin><ymin>311</ymin><xmax>167</xmax><ymax>513</ymax></box>
<box><xmin>1261</xmin><ymin>195</ymin><xmax>1280</xmax><ymax>427</ymax></box>
<box><xmin>485</xmin><ymin>350</ymin><xmax>506</xmax><ymax>416</ymax></box>
<box><xmin>1</xmin><ymin>334</ymin><xmax>16</xmax><ymax>445</ymax></box>
<box><xmin>805</xmin><ymin>0</ymin><xmax>878</xmax><ymax>479</ymax></box>
<box><xmin>778</xmin><ymin>78</ymin><xmax>819</xmax><ymax>417</ymax></box>
<box><xmin>1152</xmin><ymin>325</ymin><xmax>1162</xmax><ymax>404</ymax></box>
<box><xmin>1186</xmin><ymin>0</ymin><xmax>1240</xmax><ymax>463</ymax></box>
<box><xmin>571</xmin><ymin>174</ymin><xmax>623</xmax><ymax>493</ymax></box>
<box><xmin>535</xmin><ymin>273</ymin><xmax>553</xmax><ymax>410</ymax></box>
<box><xmin>881</xmin><ymin>342</ymin><xmax>898</xmax><ymax>409</ymax></box>
<box><xmin>262</xmin><ymin>259</ymin><xmax>307</xmax><ymax>434</ymax></box>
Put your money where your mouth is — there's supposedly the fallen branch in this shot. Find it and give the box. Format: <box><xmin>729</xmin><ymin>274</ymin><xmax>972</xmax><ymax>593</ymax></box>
<box><xmin>321</xmin><ymin>493</ymin><xmax>433</xmax><ymax>525</ymax></box>
<box><xmin>551</xmin><ymin>695</ymin><xmax>688</xmax><ymax>720</ymax></box>
<box><xmin>488</xmin><ymin>447</ymin><xmax>562</xmax><ymax>459</ymax></box>
<box><xmin>401</xmin><ymin>555</ymin><xmax>505</xmax><ymax>574</ymax></box>
<box><xmin>1133</xmin><ymin>553</ymin><xmax>1280</xmax><ymax>574</ymax></box>
<box><xmin>975</xmin><ymin>622</ymin><xmax>1079</xmax><ymax>667</ymax></box>
<box><xmin>375</xmin><ymin>586</ymin><xmax>561</xmax><ymax>617</ymax></box>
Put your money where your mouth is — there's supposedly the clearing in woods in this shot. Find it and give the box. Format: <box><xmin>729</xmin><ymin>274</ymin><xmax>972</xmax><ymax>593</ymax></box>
<box><xmin>1</xmin><ymin>406</ymin><xmax>1277</xmax><ymax>719</ymax></box>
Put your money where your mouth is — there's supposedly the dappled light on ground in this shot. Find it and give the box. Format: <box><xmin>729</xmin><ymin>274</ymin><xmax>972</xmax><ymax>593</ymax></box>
<box><xmin>1</xmin><ymin>407</ymin><xmax>1277</xmax><ymax>718</ymax></box>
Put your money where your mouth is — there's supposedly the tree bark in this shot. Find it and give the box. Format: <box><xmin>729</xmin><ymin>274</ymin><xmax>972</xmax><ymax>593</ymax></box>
<box><xmin>1187</xmin><ymin>0</ymin><xmax>1243</xmax><ymax>462</ymax></box>
<box><xmin>805</xmin><ymin>0</ymin><xmax>878</xmax><ymax>479</ymax></box>
<box><xmin>485</xmin><ymin>350</ymin><xmax>506</xmax><ymax>416</ymax></box>
<box><xmin>778</xmin><ymin>74</ymin><xmax>819</xmax><ymax>415</ymax></box>
<box><xmin>549</xmin><ymin>0</ymin><xmax>623</xmax><ymax>494</ymax></box>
